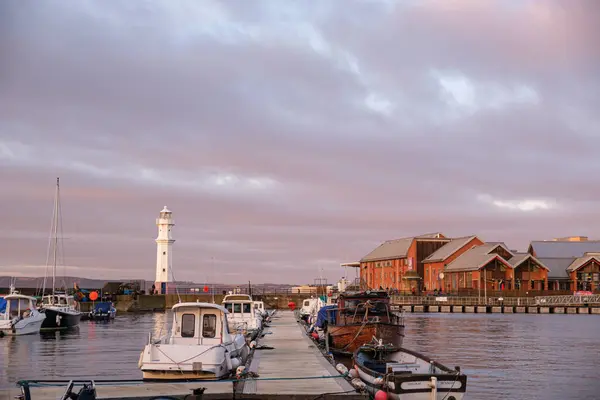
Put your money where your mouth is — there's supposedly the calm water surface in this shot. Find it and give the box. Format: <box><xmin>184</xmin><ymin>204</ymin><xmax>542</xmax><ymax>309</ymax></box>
<box><xmin>1</xmin><ymin>312</ymin><xmax>599</xmax><ymax>399</ymax></box>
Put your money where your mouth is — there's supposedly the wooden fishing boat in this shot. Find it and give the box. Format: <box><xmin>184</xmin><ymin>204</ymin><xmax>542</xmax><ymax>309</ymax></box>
<box><xmin>321</xmin><ymin>290</ymin><xmax>404</xmax><ymax>354</ymax></box>
<box><xmin>353</xmin><ymin>339</ymin><xmax>467</xmax><ymax>400</ymax></box>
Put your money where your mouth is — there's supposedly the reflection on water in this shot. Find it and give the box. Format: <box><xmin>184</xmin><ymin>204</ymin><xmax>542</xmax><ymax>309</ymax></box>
<box><xmin>1</xmin><ymin>312</ymin><xmax>599</xmax><ymax>399</ymax></box>
<box><xmin>400</xmin><ymin>314</ymin><xmax>600</xmax><ymax>400</ymax></box>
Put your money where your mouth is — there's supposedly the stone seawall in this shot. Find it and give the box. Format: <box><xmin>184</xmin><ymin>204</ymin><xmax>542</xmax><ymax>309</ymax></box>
<box><xmin>111</xmin><ymin>293</ymin><xmax>316</xmax><ymax>312</ymax></box>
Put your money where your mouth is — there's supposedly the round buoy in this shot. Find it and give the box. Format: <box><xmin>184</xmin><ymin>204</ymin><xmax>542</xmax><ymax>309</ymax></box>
<box><xmin>288</xmin><ymin>301</ymin><xmax>296</xmax><ymax>311</ymax></box>
<box><xmin>203</xmin><ymin>285</ymin><xmax>209</xmax><ymax>293</ymax></box>
<box><xmin>89</xmin><ymin>291</ymin><xmax>99</xmax><ymax>301</ymax></box>
<box><xmin>311</xmin><ymin>332</ymin><xmax>319</xmax><ymax>340</ymax></box>
<box><xmin>374</xmin><ymin>390</ymin><xmax>388</xmax><ymax>400</ymax></box>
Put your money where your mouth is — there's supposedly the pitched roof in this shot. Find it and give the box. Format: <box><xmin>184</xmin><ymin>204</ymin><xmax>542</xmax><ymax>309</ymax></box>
<box><xmin>566</xmin><ymin>253</ymin><xmax>600</xmax><ymax>272</ymax></box>
<box><xmin>529</xmin><ymin>241</ymin><xmax>600</xmax><ymax>258</ymax></box>
<box><xmin>361</xmin><ymin>237</ymin><xmax>413</xmax><ymax>262</ymax></box>
<box><xmin>536</xmin><ymin>257</ymin><xmax>574</xmax><ymax>279</ymax></box>
<box><xmin>445</xmin><ymin>244</ymin><xmax>514</xmax><ymax>272</ymax></box>
<box><xmin>424</xmin><ymin>236</ymin><xmax>479</xmax><ymax>263</ymax></box>
<box><xmin>509</xmin><ymin>252</ymin><xmax>550</xmax><ymax>271</ymax></box>
<box><xmin>360</xmin><ymin>233</ymin><xmax>449</xmax><ymax>262</ymax></box>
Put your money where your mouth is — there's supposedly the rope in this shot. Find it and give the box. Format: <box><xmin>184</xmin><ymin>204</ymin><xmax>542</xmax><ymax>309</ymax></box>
<box><xmin>18</xmin><ymin>373</ymin><xmax>350</xmax><ymax>388</ymax></box>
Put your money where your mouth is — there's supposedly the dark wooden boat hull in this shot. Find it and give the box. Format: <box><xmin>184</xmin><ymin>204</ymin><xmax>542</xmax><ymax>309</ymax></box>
<box><xmin>328</xmin><ymin>323</ymin><xmax>404</xmax><ymax>354</ymax></box>
<box><xmin>40</xmin><ymin>309</ymin><xmax>81</xmax><ymax>330</ymax></box>
<box><xmin>354</xmin><ymin>346</ymin><xmax>467</xmax><ymax>400</ymax></box>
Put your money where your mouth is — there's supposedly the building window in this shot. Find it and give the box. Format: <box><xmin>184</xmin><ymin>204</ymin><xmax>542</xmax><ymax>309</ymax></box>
<box><xmin>202</xmin><ymin>314</ymin><xmax>217</xmax><ymax>338</ymax></box>
<box><xmin>181</xmin><ymin>313</ymin><xmax>195</xmax><ymax>337</ymax></box>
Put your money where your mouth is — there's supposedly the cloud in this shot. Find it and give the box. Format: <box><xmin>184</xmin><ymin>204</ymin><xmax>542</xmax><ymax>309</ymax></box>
<box><xmin>0</xmin><ymin>0</ymin><xmax>598</xmax><ymax>283</ymax></box>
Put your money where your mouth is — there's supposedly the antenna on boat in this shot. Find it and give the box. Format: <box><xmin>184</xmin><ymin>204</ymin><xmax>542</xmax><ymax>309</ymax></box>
<box><xmin>170</xmin><ymin>264</ymin><xmax>181</xmax><ymax>304</ymax></box>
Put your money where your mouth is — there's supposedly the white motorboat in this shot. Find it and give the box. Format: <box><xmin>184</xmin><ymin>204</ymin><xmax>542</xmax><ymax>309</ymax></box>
<box><xmin>253</xmin><ymin>300</ymin><xmax>269</xmax><ymax>319</ymax></box>
<box><xmin>222</xmin><ymin>294</ymin><xmax>262</xmax><ymax>338</ymax></box>
<box><xmin>299</xmin><ymin>297</ymin><xmax>324</xmax><ymax>324</ymax></box>
<box><xmin>139</xmin><ymin>302</ymin><xmax>250</xmax><ymax>380</ymax></box>
<box><xmin>0</xmin><ymin>289</ymin><xmax>46</xmax><ymax>336</ymax></box>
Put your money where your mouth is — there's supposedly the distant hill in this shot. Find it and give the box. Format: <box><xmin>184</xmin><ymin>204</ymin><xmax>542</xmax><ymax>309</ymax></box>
<box><xmin>0</xmin><ymin>276</ymin><xmax>295</xmax><ymax>292</ymax></box>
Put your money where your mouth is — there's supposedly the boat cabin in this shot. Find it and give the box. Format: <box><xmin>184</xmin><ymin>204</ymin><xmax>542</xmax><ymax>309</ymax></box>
<box><xmin>222</xmin><ymin>295</ymin><xmax>255</xmax><ymax>317</ymax></box>
<box><xmin>334</xmin><ymin>290</ymin><xmax>395</xmax><ymax>324</ymax></box>
<box><xmin>170</xmin><ymin>302</ymin><xmax>232</xmax><ymax>345</ymax></box>
<box><xmin>253</xmin><ymin>301</ymin><xmax>265</xmax><ymax>314</ymax></box>
<box><xmin>41</xmin><ymin>293</ymin><xmax>77</xmax><ymax>308</ymax></box>
<box><xmin>2</xmin><ymin>294</ymin><xmax>37</xmax><ymax>320</ymax></box>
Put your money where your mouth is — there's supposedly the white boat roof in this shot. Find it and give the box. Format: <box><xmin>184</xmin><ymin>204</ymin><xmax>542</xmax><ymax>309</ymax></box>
<box><xmin>4</xmin><ymin>293</ymin><xmax>37</xmax><ymax>301</ymax></box>
<box><xmin>172</xmin><ymin>302</ymin><xmax>229</xmax><ymax>313</ymax></box>
<box><xmin>222</xmin><ymin>294</ymin><xmax>253</xmax><ymax>302</ymax></box>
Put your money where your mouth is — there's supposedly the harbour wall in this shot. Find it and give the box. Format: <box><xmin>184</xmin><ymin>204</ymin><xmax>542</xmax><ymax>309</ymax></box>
<box><xmin>107</xmin><ymin>293</ymin><xmax>315</xmax><ymax>312</ymax></box>
<box><xmin>399</xmin><ymin>304</ymin><xmax>600</xmax><ymax>314</ymax></box>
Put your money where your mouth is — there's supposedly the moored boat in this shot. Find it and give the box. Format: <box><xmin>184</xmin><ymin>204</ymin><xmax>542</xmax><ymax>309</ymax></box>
<box><xmin>222</xmin><ymin>294</ymin><xmax>262</xmax><ymax>339</ymax></box>
<box><xmin>39</xmin><ymin>293</ymin><xmax>82</xmax><ymax>330</ymax></box>
<box><xmin>87</xmin><ymin>302</ymin><xmax>117</xmax><ymax>321</ymax></box>
<box><xmin>139</xmin><ymin>302</ymin><xmax>250</xmax><ymax>380</ymax></box>
<box><xmin>0</xmin><ymin>289</ymin><xmax>46</xmax><ymax>336</ymax></box>
<box><xmin>321</xmin><ymin>290</ymin><xmax>404</xmax><ymax>354</ymax></box>
<box><xmin>353</xmin><ymin>340</ymin><xmax>467</xmax><ymax>400</ymax></box>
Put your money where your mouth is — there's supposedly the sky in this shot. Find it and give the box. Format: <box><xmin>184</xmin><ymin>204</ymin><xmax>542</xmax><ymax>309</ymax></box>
<box><xmin>1</xmin><ymin>0</ymin><xmax>599</xmax><ymax>284</ymax></box>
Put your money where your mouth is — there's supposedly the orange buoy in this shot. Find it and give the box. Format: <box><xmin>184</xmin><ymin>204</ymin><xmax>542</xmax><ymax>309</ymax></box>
<box><xmin>89</xmin><ymin>291</ymin><xmax>99</xmax><ymax>301</ymax></box>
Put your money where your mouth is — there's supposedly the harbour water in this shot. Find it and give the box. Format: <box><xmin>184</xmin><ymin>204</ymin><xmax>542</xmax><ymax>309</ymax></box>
<box><xmin>1</xmin><ymin>312</ymin><xmax>599</xmax><ymax>400</ymax></box>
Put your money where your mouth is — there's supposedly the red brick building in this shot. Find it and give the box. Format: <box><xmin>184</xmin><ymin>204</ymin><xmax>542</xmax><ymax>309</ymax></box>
<box><xmin>360</xmin><ymin>233</ymin><xmax>450</xmax><ymax>292</ymax></box>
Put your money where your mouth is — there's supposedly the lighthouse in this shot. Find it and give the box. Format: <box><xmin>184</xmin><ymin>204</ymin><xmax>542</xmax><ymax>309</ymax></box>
<box><xmin>155</xmin><ymin>206</ymin><xmax>175</xmax><ymax>295</ymax></box>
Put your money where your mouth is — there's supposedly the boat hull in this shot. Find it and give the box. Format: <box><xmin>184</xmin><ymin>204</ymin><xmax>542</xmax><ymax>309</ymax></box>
<box><xmin>0</xmin><ymin>314</ymin><xmax>46</xmax><ymax>336</ymax></box>
<box><xmin>40</xmin><ymin>308</ymin><xmax>81</xmax><ymax>330</ymax></box>
<box><xmin>139</xmin><ymin>343</ymin><xmax>247</xmax><ymax>381</ymax></box>
<box><xmin>328</xmin><ymin>323</ymin><xmax>404</xmax><ymax>354</ymax></box>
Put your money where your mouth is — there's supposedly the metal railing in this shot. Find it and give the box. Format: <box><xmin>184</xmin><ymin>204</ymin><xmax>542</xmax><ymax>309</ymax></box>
<box><xmin>534</xmin><ymin>295</ymin><xmax>600</xmax><ymax>306</ymax></box>
<box><xmin>392</xmin><ymin>294</ymin><xmax>600</xmax><ymax>307</ymax></box>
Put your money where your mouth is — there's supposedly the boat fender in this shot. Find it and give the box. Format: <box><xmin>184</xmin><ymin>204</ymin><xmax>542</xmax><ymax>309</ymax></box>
<box><xmin>138</xmin><ymin>352</ymin><xmax>144</xmax><ymax>368</ymax></box>
<box><xmin>335</xmin><ymin>363</ymin><xmax>349</xmax><ymax>376</ymax></box>
<box><xmin>348</xmin><ymin>368</ymin><xmax>359</xmax><ymax>379</ymax></box>
<box><xmin>374</xmin><ymin>390</ymin><xmax>388</xmax><ymax>400</ymax></box>
<box><xmin>249</xmin><ymin>340</ymin><xmax>257</xmax><ymax>349</ymax></box>
<box><xmin>230</xmin><ymin>357</ymin><xmax>241</xmax><ymax>370</ymax></box>
<box><xmin>311</xmin><ymin>332</ymin><xmax>319</xmax><ymax>340</ymax></box>
<box><xmin>350</xmin><ymin>378</ymin><xmax>366</xmax><ymax>390</ymax></box>
<box><xmin>226</xmin><ymin>354</ymin><xmax>233</xmax><ymax>371</ymax></box>
<box><xmin>374</xmin><ymin>377</ymin><xmax>384</xmax><ymax>386</ymax></box>
<box><xmin>235</xmin><ymin>366</ymin><xmax>245</xmax><ymax>378</ymax></box>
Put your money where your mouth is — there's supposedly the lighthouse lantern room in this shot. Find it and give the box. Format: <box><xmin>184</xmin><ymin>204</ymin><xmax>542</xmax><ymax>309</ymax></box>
<box><xmin>155</xmin><ymin>206</ymin><xmax>175</xmax><ymax>294</ymax></box>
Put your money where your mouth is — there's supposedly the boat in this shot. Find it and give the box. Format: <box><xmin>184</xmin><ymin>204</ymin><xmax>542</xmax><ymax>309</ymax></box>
<box><xmin>221</xmin><ymin>294</ymin><xmax>262</xmax><ymax>339</ymax></box>
<box><xmin>320</xmin><ymin>290</ymin><xmax>404</xmax><ymax>355</ymax></box>
<box><xmin>353</xmin><ymin>339</ymin><xmax>467</xmax><ymax>400</ymax></box>
<box><xmin>0</xmin><ymin>286</ymin><xmax>46</xmax><ymax>336</ymax></box>
<box><xmin>299</xmin><ymin>297</ymin><xmax>324</xmax><ymax>324</ymax></box>
<box><xmin>138</xmin><ymin>302</ymin><xmax>250</xmax><ymax>380</ymax></box>
<box><xmin>87</xmin><ymin>302</ymin><xmax>117</xmax><ymax>321</ymax></box>
<box><xmin>38</xmin><ymin>178</ymin><xmax>82</xmax><ymax>330</ymax></box>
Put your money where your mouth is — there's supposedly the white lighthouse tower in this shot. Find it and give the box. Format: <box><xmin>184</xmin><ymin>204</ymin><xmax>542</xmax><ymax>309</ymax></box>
<box><xmin>155</xmin><ymin>206</ymin><xmax>175</xmax><ymax>295</ymax></box>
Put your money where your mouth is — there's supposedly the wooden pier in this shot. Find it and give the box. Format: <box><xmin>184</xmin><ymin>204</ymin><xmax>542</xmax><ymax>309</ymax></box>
<box><xmin>393</xmin><ymin>295</ymin><xmax>600</xmax><ymax>314</ymax></box>
<box><xmin>241</xmin><ymin>311</ymin><xmax>357</xmax><ymax>397</ymax></box>
<box><xmin>0</xmin><ymin>311</ymin><xmax>363</xmax><ymax>400</ymax></box>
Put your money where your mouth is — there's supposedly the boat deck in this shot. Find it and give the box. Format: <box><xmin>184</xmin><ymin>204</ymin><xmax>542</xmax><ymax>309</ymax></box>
<box><xmin>0</xmin><ymin>311</ymin><xmax>363</xmax><ymax>400</ymax></box>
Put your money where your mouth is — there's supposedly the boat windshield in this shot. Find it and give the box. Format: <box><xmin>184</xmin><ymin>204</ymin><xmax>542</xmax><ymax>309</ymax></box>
<box><xmin>42</xmin><ymin>295</ymin><xmax>69</xmax><ymax>306</ymax></box>
<box><xmin>5</xmin><ymin>299</ymin><xmax>32</xmax><ymax>318</ymax></box>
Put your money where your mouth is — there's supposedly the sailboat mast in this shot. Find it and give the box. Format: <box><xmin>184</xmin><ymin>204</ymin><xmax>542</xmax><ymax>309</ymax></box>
<box><xmin>52</xmin><ymin>177</ymin><xmax>59</xmax><ymax>296</ymax></box>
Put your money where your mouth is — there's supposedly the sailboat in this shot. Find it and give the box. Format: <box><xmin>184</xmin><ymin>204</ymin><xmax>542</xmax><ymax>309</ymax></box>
<box><xmin>39</xmin><ymin>177</ymin><xmax>82</xmax><ymax>329</ymax></box>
